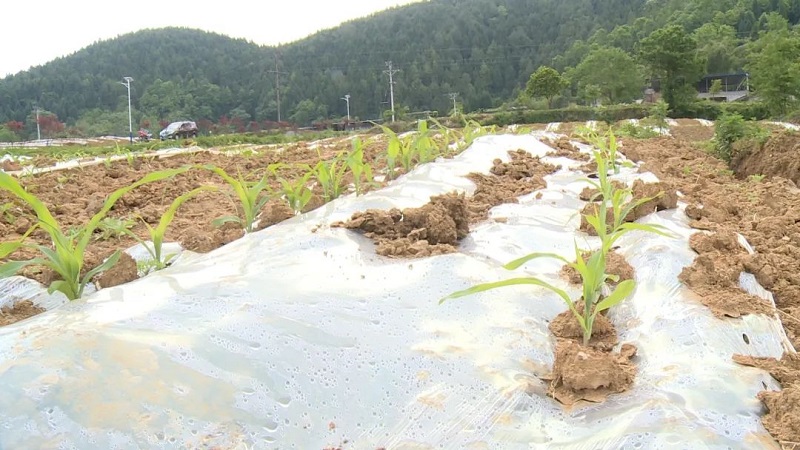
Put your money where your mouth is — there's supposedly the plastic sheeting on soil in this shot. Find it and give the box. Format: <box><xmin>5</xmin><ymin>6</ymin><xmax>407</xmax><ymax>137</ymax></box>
<box><xmin>0</xmin><ymin>133</ymin><xmax>791</xmax><ymax>449</ymax></box>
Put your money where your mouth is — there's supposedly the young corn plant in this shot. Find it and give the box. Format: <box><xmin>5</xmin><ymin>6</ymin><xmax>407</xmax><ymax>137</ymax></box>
<box><xmin>375</xmin><ymin>123</ymin><xmax>403</xmax><ymax>179</ymax></box>
<box><xmin>409</xmin><ymin>120</ymin><xmax>440</xmax><ymax>165</ymax></box>
<box><xmin>202</xmin><ymin>165</ymin><xmax>272</xmax><ymax>233</ymax></box>
<box><xmin>0</xmin><ymin>167</ymin><xmax>190</xmax><ymax>300</ymax></box>
<box><xmin>440</xmin><ymin>243</ymin><xmax>635</xmax><ymax>346</ymax></box>
<box><xmin>442</xmin><ymin>130</ymin><xmax>671</xmax><ymax>346</ymax></box>
<box><xmin>100</xmin><ymin>186</ymin><xmax>215</xmax><ymax>271</ymax></box>
<box><xmin>346</xmin><ymin>138</ymin><xmax>375</xmax><ymax>196</ymax></box>
<box><xmin>274</xmin><ymin>168</ymin><xmax>314</xmax><ymax>214</ymax></box>
<box><xmin>309</xmin><ymin>152</ymin><xmax>348</xmax><ymax>202</ymax></box>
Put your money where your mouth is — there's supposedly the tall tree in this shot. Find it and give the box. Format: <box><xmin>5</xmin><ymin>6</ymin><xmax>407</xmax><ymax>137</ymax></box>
<box><xmin>693</xmin><ymin>23</ymin><xmax>743</xmax><ymax>74</ymax></box>
<box><xmin>568</xmin><ymin>47</ymin><xmax>644</xmax><ymax>104</ymax></box>
<box><xmin>745</xmin><ymin>14</ymin><xmax>800</xmax><ymax>115</ymax></box>
<box><xmin>638</xmin><ymin>25</ymin><xmax>704</xmax><ymax>110</ymax></box>
<box><xmin>525</xmin><ymin>66</ymin><xmax>567</xmax><ymax>108</ymax></box>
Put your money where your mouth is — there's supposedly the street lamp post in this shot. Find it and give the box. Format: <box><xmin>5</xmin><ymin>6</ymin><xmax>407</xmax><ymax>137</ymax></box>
<box><xmin>120</xmin><ymin>77</ymin><xmax>134</xmax><ymax>143</ymax></box>
<box><xmin>341</xmin><ymin>94</ymin><xmax>351</xmax><ymax>124</ymax></box>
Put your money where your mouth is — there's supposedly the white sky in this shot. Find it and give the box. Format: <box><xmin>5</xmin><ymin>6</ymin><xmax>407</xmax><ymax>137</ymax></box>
<box><xmin>1</xmin><ymin>0</ymin><xmax>423</xmax><ymax>77</ymax></box>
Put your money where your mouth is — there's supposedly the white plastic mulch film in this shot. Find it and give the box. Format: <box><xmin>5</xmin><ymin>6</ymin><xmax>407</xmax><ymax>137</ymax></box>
<box><xmin>0</xmin><ymin>133</ymin><xmax>792</xmax><ymax>449</ymax></box>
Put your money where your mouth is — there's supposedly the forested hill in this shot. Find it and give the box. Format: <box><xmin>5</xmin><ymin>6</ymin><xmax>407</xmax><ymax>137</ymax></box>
<box><xmin>0</xmin><ymin>0</ymin><xmax>798</xmax><ymax>137</ymax></box>
<box><xmin>0</xmin><ymin>0</ymin><xmax>647</xmax><ymax>133</ymax></box>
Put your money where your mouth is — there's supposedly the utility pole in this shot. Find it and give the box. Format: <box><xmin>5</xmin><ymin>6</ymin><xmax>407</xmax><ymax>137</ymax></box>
<box><xmin>120</xmin><ymin>77</ymin><xmax>134</xmax><ymax>143</ymax></box>
<box><xmin>383</xmin><ymin>61</ymin><xmax>400</xmax><ymax>122</ymax></box>
<box><xmin>34</xmin><ymin>106</ymin><xmax>41</xmax><ymax>141</ymax></box>
<box><xmin>448</xmin><ymin>92</ymin><xmax>459</xmax><ymax>116</ymax></box>
<box><xmin>267</xmin><ymin>53</ymin><xmax>288</xmax><ymax>123</ymax></box>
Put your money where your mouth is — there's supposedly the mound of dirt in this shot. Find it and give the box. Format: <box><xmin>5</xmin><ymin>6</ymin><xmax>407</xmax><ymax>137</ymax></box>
<box><xmin>94</xmin><ymin>252</ymin><xmax>139</xmax><ymax>289</ymax></box>
<box><xmin>678</xmin><ymin>232</ymin><xmax>774</xmax><ymax>318</ymax></box>
<box><xmin>732</xmin><ymin>131</ymin><xmax>800</xmax><ymax>185</ymax></box>
<box><xmin>332</xmin><ymin>192</ymin><xmax>469</xmax><ymax>257</ymax></box>
<box><xmin>0</xmin><ymin>300</ymin><xmax>45</xmax><ymax>326</ymax></box>
<box><xmin>467</xmin><ymin>150</ymin><xmax>558</xmax><ymax>221</ymax></box>
<box><xmin>542</xmin><ymin>137</ymin><xmax>590</xmax><ymax>161</ymax></box>
<box><xmin>544</xmin><ymin>340</ymin><xmax>637</xmax><ymax>406</ymax></box>
<box><xmin>549</xmin><ymin>306</ymin><xmax>618</xmax><ymax>351</ymax></box>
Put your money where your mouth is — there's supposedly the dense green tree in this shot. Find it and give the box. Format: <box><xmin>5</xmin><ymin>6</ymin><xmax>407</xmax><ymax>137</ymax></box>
<box><xmin>745</xmin><ymin>14</ymin><xmax>800</xmax><ymax>114</ymax></box>
<box><xmin>568</xmin><ymin>47</ymin><xmax>644</xmax><ymax>103</ymax></box>
<box><xmin>638</xmin><ymin>25</ymin><xmax>704</xmax><ymax>110</ymax></box>
<box><xmin>693</xmin><ymin>23</ymin><xmax>743</xmax><ymax>73</ymax></box>
<box><xmin>1</xmin><ymin>0</ymin><xmax>799</xmax><ymax>130</ymax></box>
<box><xmin>525</xmin><ymin>67</ymin><xmax>567</xmax><ymax>108</ymax></box>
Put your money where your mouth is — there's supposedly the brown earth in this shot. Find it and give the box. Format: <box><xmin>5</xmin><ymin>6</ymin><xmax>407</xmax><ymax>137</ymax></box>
<box><xmin>615</xmin><ymin>132</ymin><xmax>800</xmax><ymax>447</ymax></box>
<box><xmin>542</xmin><ymin>137</ymin><xmax>591</xmax><ymax>161</ymax></box>
<box><xmin>0</xmin><ymin>300</ymin><xmax>45</xmax><ymax>326</ymax></box>
<box><xmin>332</xmin><ymin>192</ymin><xmax>469</xmax><ymax>257</ymax></box>
<box><xmin>336</xmin><ymin>149</ymin><xmax>558</xmax><ymax>257</ymax></box>
<box><xmin>549</xmin><ymin>305</ymin><xmax>619</xmax><ymax>351</ymax></box>
<box><xmin>0</xmin><ymin>137</ymin><xmax>391</xmax><ymax>325</ymax></box>
<box><xmin>544</xmin><ymin>339</ymin><xmax>637</xmax><ymax>406</ymax></box>
<box><xmin>668</xmin><ymin>118</ymin><xmax>716</xmax><ymax>143</ymax></box>
<box><xmin>732</xmin><ymin>131</ymin><xmax>800</xmax><ymax>185</ymax></box>
<box><xmin>467</xmin><ymin>150</ymin><xmax>558</xmax><ymax>222</ymax></box>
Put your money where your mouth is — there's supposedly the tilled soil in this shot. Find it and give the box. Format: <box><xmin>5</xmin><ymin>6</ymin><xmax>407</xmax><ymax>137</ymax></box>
<box><xmin>336</xmin><ymin>149</ymin><xmax>559</xmax><ymax>257</ymax></box>
<box><xmin>618</xmin><ymin>132</ymin><xmax>800</xmax><ymax>447</ymax></box>
<box><xmin>0</xmin><ymin>138</ymin><xmax>389</xmax><ymax>324</ymax></box>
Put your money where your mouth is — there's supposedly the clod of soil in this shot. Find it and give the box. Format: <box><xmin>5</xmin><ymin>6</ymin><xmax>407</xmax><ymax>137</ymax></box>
<box><xmin>733</xmin><ymin>352</ymin><xmax>800</xmax><ymax>385</ymax></box>
<box><xmin>94</xmin><ymin>252</ymin><xmax>139</xmax><ymax>289</ymax></box>
<box><xmin>543</xmin><ymin>137</ymin><xmax>590</xmax><ymax>161</ymax></box>
<box><xmin>333</xmin><ymin>192</ymin><xmax>469</xmax><ymax>258</ymax></box>
<box><xmin>549</xmin><ymin>306</ymin><xmax>618</xmax><ymax>350</ymax></box>
<box><xmin>678</xmin><ymin>232</ymin><xmax>775</xmax><ymax>318</ymax></box>
<box><xmin>180</xmin><ymin>224</ymin><xmax>244</xmax><ymax>254</ymax></box>
<box><xmin>0</xmin><ymin>300</ymin><xmax>45</xmax><ymax>326</ymax></box>
<box><xmin>466</xmin><ymin>150</ymin><xmax>558</xmax><ymax>222</ymax></box>
<box><xmin>732</xmin><ymin>130</ymin><xmax>800</xmax><ymax>185</ymax></box>
<box><xmin>560</xmin><ymin>251</ymin><xmax>634</xmax><ymax>287</ymax></box>
<box><xmin>1</xmin><ymin>160</ymin><xmax>22</xmax><ymax>172</ymax></box>
<box><xmin>607</xmin><ymin>134</ymin><xmax>800</xmax><ymax>445</ymax></box>
<box><xmin>757</xmin><ymin>386</ymin><xmax>800</xmax><ymax>446</ymax></box>
<box><xmin>545</xmin><ymin>339</ymin><xmax>637</xmax><ymax>406</ymax></box>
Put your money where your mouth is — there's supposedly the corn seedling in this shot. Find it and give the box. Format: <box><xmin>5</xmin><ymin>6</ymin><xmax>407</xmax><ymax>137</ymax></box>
<box><xmin>409</xmin><ymin>120</ymin><xmax>440</xmax><ymax>165</ymax></box>
<box><xmin>346</xmin><ymin>138</ymin><xmax>375</xmax><ymax>196</ymax></box>
<box><xmin>103</xmin><ymin>186</ymin><xmax>215</xmax><ymax>270</ymax></box>
<box><xmin>441</xmin><ymin>129</ymin><xmax>671</xmax><ymax>346</ymax></box>
<box><xmin>202</xmin><ymin>165</ymin><xmax>272</xmax><ymax>233</ymax></box>
<box><xmin>273</xmin><ymin>167</ymin><xmax>313</xmax><ymax>214</ymax></box>
<box><xmin>309</xmin><ymin>152</ymin><xmax>348</xmax><ymax>202</ymax></box>
<box><xmin>95</xmin><ymin>216</ymin><xmax>136</xmax><ymax>241</ymax></box>
<box><xmin>0</xmin><ymin>167</ymin><xmax>190</xmax><ymax>299</ymax></box>
<box><xmin>441</xmin><ymin>243</ymin><xmax>635</xmax><ymax>346</ymax></box>
<box><xmin>375</xmin><ymin>123</ymin><xmax>402</xmax><ymax>179</ymax></box>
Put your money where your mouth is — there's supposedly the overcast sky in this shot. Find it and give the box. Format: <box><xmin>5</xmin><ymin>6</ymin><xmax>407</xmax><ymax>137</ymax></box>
<box><xmin>1</xmin><ymin>0</ymin><xmax>423</xmax><ymax>77</ymax></box>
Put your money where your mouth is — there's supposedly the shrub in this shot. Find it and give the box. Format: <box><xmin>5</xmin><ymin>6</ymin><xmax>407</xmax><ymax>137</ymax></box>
<box><xmin>712</xmin><ymin>113</ymin><xmax>767</xmax><ymax>163</ymax></box>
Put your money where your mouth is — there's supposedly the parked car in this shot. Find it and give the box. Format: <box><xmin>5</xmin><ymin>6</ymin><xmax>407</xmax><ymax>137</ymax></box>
<box><xmin>159</xmin><ymin>121</ymin><xmax>198</xmax><ymax>140</ymax></box>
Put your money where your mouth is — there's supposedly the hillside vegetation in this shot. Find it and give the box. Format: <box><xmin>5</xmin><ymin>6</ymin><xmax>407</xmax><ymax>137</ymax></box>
<box><xmin>0</xmin><ymin>0</ymin><xmax>798</xmax><ymax>139</ymax></box>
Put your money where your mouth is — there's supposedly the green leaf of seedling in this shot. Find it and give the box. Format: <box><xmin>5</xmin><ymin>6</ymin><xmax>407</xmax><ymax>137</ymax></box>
<box><xmin>503</xmin><ymin>252</ymin><xmax>572</xmax><ymax>270</ymax></box>
<box><xmin>594</xmin><ymin>279</ymin><xmax>635</xmax><ymax>316</ymax></box>
<box><xmin>212</xmin><ymin>215</ymin><xmax>242</xmax><ymax>228</ymax></box>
